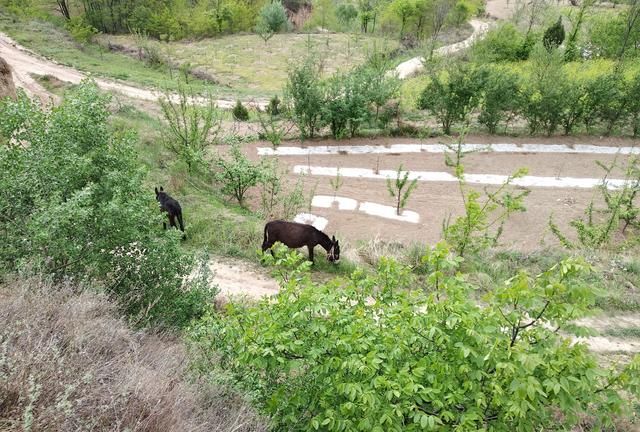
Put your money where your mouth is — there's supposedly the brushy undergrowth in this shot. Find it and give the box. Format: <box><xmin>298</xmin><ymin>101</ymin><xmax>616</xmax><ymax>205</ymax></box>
<box><xmin>0</xmin><ymin>277</ymin><xmax>266</xmax><ymax>432</ymax></box>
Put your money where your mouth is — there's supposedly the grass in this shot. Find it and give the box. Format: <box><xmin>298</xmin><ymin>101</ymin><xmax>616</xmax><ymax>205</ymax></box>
<box><xmin>604</xmin><ymin>327</ymin><xmax>640</xmax><ymax>338</ymax></box>
<box><xmin>109</xmin><ymin>101</ymin><xmax>358</xmax><ymax>279</ymax></box>
<box><xmin>0</xmin><ymin>13</ymin><xmax>224</xmax><ymax>95</ymax></box>
<box><xmin>100</xmin><ymin>32</ymin><xmax>399</xmax><ymax>97</ymax></box>
<box><xmin>0</xmin><ymin>277</ymin><xmax>266</xmax><ymax>432</ymax></box>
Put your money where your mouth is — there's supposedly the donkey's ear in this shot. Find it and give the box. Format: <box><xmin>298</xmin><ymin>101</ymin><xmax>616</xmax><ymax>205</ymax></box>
<box><xmin>155</xmin><ymin>187</ymin><xmax>159</xmax><ymax>194</ymax></box>
<box><xmin>160</xmin><ymin>186</ymin><xmax>164</xmax><ymax>191</ymax></box>
<box><xmin>332</xmin><ymin>235</ymin><xmax>336</xmax><ymax>241</ymax></box>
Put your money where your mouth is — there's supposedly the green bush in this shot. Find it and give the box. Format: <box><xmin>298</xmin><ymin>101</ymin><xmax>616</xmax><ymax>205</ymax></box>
<box><xmin>285</xmin><ymin>60</ymin><xmax>325</xmax><ymax>139</ymax></box>
<box><xmin>267</xmin><ymin>94</ymin><xmax>282</xmax><ymax>115</ymax></box>
<box><xmin>64</xmin><ymin>16</ymin><xmax>98</xmax><ymax>45</ymax></box>
<box><xmin>472</xmin><ymin>23</ymin><xmax>527</xmax><ymax>62</ymax></box>
<box><xmin>477</xmin><ymin>66</ymin><xmax>520</xmax><ymax>134</ymax></box>
<box><xmin>417</xmin><ymin>65</ymin><xmax>484</xmax><ymax>135</ymax></box>
<box><xmin>255</xmin><ymin>0</ymin><xmax>289</xmax><ymax>43</ymax></box>
<box><xmin>232</xmin><ymin>100</ymin><xmax>250</xmax><ymax>121</ymax></box>
<box><xmin>542</xmin><ymin>17</ymin><xmax>565</xmax><ymax>51</ymax></box>
<box><xmin>191</xmin><ymin>244</ymin><xmax>640</xmax><ymax>431</ymax></box>
<box><xmin>0</xmin><ymin>82</ymin><xmax>212</xmax><ymax>327</ymax></box>
<box><xmin>518</xmin><ymin>46</ymin><xmax>567</xmax><ymax>135</ymax></box>
<box><xmin>213</xmin><ymin>143</ymin><xmax>267</xmax><ymax>207</ymax></box>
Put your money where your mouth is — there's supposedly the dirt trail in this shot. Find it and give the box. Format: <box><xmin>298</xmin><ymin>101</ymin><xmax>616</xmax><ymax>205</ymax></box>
<box><xmin>393</xmin><ymin>19</ymin><xmax>491</xmax><ymax>79</ymax></box>
<box><xmin>0</xmin><ymin>33</ymin><xmax>267</xmax><ymax>109</ymax></box>
<box><xmin>209</xmin><ymin>259</ymin><xmax>280</xmax><ymax>301</ymax></box>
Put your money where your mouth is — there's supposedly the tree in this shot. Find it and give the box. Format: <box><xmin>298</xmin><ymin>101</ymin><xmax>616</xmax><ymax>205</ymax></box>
<box><xmin>336</xmin><ymin>3</ymin><xmax>358</xmax><ymax>29</ymax></box>
<box><xmin>255</xmin><ymin>0</ymin><xmax>289</xmax><ymax>43</ymax></box>
<box><xmin>564</xmin><ymin>0</ymin><xmax>593</xmax><ymax>61</ymax></box>
<box><xmin>192</xmin><ymin>244</ymin><xmax>640</xmax><ymax>431</ymax></box>
<box><xmin>285</xmin><ymin>59</ymin><xmax>325</xmax><ymax>139</ymax></box>
<box><xmin>617</xmin><ymin>0</ymin><xmax>640</xmax><ymax>59</ymax></box>
<box><xmin>159</xmin><ymin>84</ymin><xmax>222</xmax><ymax>172</ymax></box>
<box><xmin>387</xmin><ymin>164</ymin><xmax>418</xmax><ymax>215</ymax></box>
<box><xmin>390</xmin><ymin>0</ymin><xmax>415</xmax><ymax>37</ymax></box>
<box><xmin>213</xmin><ymin>143</ymin><xmax>266</xmax><ymax>207</ymax></box>
<box><xmin>477</xmin><ymin>67</ymin><xmax>520</xmax><ymax>134</ymax></box>
<box><xmin>429</xmin><ymin>0</ymin><xmax>453</xmax><ymax>58</ymax></box>
<box><xmin>543</xmin><ymin>17</ymin><xmax>565</xmax><ymax>51</ymax></box>
<box><xmin>417</xmin><ymin>64</ymin><xmax>484</xmax><ymax>135</ymax></box>
<box><xmin>56</xmin><ymin>0</ymin><xmax>71</xmax><ymax>19</ymax></box>
<box><xmin>443</xmin><ymin>138</ymin><xmax>529</xmax><ymax>256</ymax></box>
<box><xmin>0</xmin><ymin>82</ymin><xmax>209</xmax><ymax>327</ymax></box>
<box><xmin>519</xmin><ymin>45</ymin><xmax>567</xmax><ymax>135</ymax></box>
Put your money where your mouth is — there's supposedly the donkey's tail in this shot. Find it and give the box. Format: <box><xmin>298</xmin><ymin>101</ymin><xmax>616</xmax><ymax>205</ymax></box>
<box><xmin>262</xmin><ymin>224</ymin><xmax>269</xmax><ymax>251</ymax></box>
<box><xmin>177</xmin><ymin>212</ymin><xmax>186</xmax><ymax>239</ymax></box>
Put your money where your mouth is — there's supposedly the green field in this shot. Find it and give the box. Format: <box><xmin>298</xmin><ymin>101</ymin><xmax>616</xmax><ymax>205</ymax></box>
<box><xmin>99</xmin><ymin>32</ymin><xmax>399</xmax><ymax>97</ymax></box>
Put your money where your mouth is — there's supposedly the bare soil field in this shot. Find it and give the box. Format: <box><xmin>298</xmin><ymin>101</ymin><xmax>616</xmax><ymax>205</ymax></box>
<box><xmin>247</xmin><ymin>136</ymin><xmax>638</xmax><ymax>251</ymax></box>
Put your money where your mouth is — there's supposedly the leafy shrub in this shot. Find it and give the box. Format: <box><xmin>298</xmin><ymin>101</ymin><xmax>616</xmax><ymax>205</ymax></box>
<box><xmin>64</xmin><ymin>16</ymin><xmax>98</xmax><ymax>45</ymax></box>
<box><xmin>192</xmin><ymin>245</ymin><xmax>640</xmax><ymax>431</ymax></box>
<box><xmin>558</xmin><ymin>78</ymin><xmax>587</xmax><ymax>135</ymax></box>
<box><xmin>472</xmin><ymin>23</ymin><xmax>527</xmax><ymax>62</ymax></box>
<box><xmin>417</xmin><ymin>65</ymin><xmax>484</xmax><ymax>135</ymax></box>
<box><xmin>232</xmin><ymin>100</ymin><xmax>250</xmax><ymax>121</ymax></box>
<box><xmin>159</xmin><ymin>83</ymin><xmax>222</xmax><ymax>172</ymax></box>
<box><xmin>336</xmin><ymin>3</ymin><xmax>358</xmax><ymax>29</ymax></box>
<box><xmin>0</xmin><ymin>83</ymin><xmax>209</xmax><ymax>327</ymax></box>
<box><xmin>518</xmin><ymin>46</ymin><xmax>567</xmax><ymax>135</ymax></box>
<box><xmin>285</xmin><ymin>59</ymin><xmax>325</xmax><ymax>139</ymax></box>
<box><xmin>386</xmin><ymin>164</ymin><xmax>418</xmax><ymax>215</ymax></box>
<box><xmin>213</xmin><ymin>143</ymin><xmax>267</xmax><ymax>207</ymax></box>
<box><xmin>255</xmin><ymin>0</ymin><xmax>289</xmax><ymax>43</ymax></box>
<box><xmin>266</xmin><ymin>94</ymin><xmax>282</xmax><ymax>115</ymax></box>
<box><xmin>587</xmin><ymin>72</ymin><xmax>628</xmax><ymax>135</ymax></box>
<box><xmin>323</xmin><ymin>62</ymin><xmax>399</xmax><ymax>138</ymax></box>
<box><xmin>443</xmin><ymin>139</ymin><xmax>529</xmax><ymax>256</ymax></box>
<box><xmin>550</xmin><ymin>156</ymin><xmax>640</xmax><ymax>249</ymax></box>
<box><xmin>477</xmin><ymin>66</ymin><xmax>520</xmax><ymax>134</ymax></box>
<box><xmin>542</xmin><ymin>17</ymin><xmax>565</xmax><ymax>51</ymax></box>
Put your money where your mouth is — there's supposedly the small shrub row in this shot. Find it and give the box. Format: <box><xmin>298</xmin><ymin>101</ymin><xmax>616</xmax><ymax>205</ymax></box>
<box><xmin>285</xmin><ymin>58</ymin><xmax>400</xmax><ymax>139</ymax></box>
<box><xmin>419</xmin><ymin>49</ymin><xmax>640</xmax><ymax>136</ymax></box>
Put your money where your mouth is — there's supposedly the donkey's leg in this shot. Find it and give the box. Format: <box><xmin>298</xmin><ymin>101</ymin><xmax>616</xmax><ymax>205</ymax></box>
<box><xmin>307</xmin><ymin>245</ymin><xmax>315</xmax><ymax>264</ymax></box>
<box><xmin>177</xmin><ymin>213</ymin><xmax>186</xmax><ymax>240</ymax></box>
<box><xmin>168</xmin><ymin>214</ymin><xmax>177</xmax><ymax>229</ymax></box>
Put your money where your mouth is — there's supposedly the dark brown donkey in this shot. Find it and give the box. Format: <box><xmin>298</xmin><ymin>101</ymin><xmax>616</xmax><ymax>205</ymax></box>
<box><xmin>262</xmin><ymin>220</ymin><xmax>340</xmax><ymax>263</ymax></box>
<box><xmin>155</xmin><ymin>187</ymin><xmax>186</xmax><ymax>239</ymax></box>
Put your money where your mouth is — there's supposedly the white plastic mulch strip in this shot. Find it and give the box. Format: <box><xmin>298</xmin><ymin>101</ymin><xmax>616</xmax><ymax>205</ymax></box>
<box><xmin>293</xmin><ymin>165</ymin><xmax>629</xmax><ymax>190</ymax></box>
<box><xmin>258</xmin><ymin>143</ymin><xmax>640</xmax><ymax>156</ymax></box>
<box><xmin>293</xmin><ymin>213</ymin><xmax>329</xmax><ymax>231</ymax></box>
<box><xmin>308</xmin><ymin>195</ymin><xmax>421</xmax><ymax>224</ymax></box>
<box><xmin>311</xmin><ymin>195</ymin><xmax>359</xmax><ymax>210</ymax></box>
<box><xmin>358</xmin><ymin>202</ymin><xmax>420</xmax><ymax>223</ymax></box>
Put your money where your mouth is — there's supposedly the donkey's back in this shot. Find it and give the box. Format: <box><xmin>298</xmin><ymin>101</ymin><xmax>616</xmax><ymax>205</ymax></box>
<box><xmin>262</xmin><ymin>220</ymin><xmax>319</xmax><ymax>249</ymax></box>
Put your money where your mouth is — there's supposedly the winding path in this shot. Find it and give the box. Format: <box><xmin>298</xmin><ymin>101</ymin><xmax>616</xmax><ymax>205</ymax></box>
<box><xmin>0</xmin><ymin>33</ymin><xmax>268</xmax><ymax>108</ymax></box>
<box><xmin>393</xmin><ymin>19</ymin><xmax>491</xmax><ymax>79</ymax></box>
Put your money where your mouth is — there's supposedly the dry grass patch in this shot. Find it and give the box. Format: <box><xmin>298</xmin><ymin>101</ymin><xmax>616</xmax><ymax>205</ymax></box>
<box><xmin>0</xmin><ymin>278</ymin><xmax>266</xmax><ymax>432</ymax></box>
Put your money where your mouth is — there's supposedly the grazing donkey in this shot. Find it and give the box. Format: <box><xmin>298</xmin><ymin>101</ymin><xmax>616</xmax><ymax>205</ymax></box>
<box><xmin>155</xmin><ymin>186</ymin><xmax>186</xmax><ymax>239</ymax></box>
<box><xmin>262</xmin><ymin>220</ymin><xmax>340</xmax><ymax>263</ymax></box>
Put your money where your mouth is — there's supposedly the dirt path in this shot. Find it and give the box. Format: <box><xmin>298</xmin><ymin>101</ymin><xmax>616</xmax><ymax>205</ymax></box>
<box><xmin>0</xmin><ymin>33</ymin><xmax>268</xmax><ymax>109</ymax></box>
<box><xmin>393</xmin><ymin>19</ymin><xmax>491</xmax><ymax>79</ymax></box>
<box><xmin>209</xmin><ymin>258</ymin><xmax>280</xmax><ymax>301</ymax></box>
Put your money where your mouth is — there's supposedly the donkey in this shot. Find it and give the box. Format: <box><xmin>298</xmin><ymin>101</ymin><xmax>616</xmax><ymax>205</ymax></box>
<box><xmin>262</xmin><ymin>220</ymin><xmax>340</xmax><ymax>264</ymax></box>
<box><xmin>155</xmin><ymin>187</ymin><xmax>186</xmax><ymax>239</ymax></box>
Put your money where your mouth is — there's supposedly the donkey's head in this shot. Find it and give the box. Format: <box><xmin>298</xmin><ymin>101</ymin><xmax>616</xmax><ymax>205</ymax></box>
<box><xmin>155</xmin><ymin>186</ymin><xmax>167</xmax><ymax>203</ymax></box>
<box><xmin>327</xmin><ymin>236</ymin><xmax>340</xmax><ymax>263</ymax></box>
